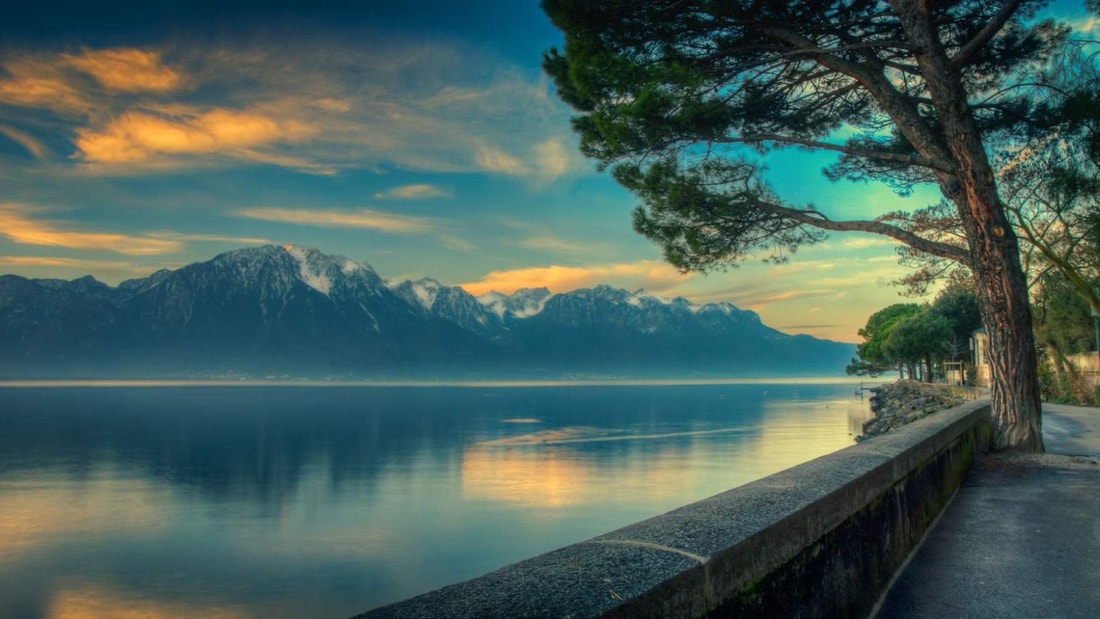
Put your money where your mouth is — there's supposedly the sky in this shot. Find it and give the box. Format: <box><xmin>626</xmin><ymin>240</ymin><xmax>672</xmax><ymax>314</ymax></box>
<box><xmin>0</xmin><ymin>1</ymin><xmax>1096</xmax><ymax>343</ymax></box>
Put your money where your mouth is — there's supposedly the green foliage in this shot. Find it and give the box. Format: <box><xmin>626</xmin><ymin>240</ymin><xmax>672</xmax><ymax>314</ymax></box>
<box><xmin>929</xmin><ymin>285</ymin><xmax>982</xmax><ymax>360</ymax></box>
<box><xmin>541</xmin><ymin>0</ymin><xmax>1066</xmax><ymax>271</ymax></box>
<box><xmin>1033</xmin><ymin>270</ymin><xmax>1096</xmax><ymax>355</ymax></box>
<box><xmin>618</xmin><ymin>157</ymin><xmax>826</xmax><ymax>271</ymax></box>
<box><xmin>849</xmin><ymin>287</ymin><xmax>980</xmax><ymax>380</ymax></box>
<box><xmin>882</xmin><ymin>310</ymin><xmax>953</xmax><ymax>371</ymax></box>
<box><xmin>846</xmin><ymin>303</ymin><xmax>921</xmax><ymax>377</ymax></box>
<box><xmin>1036</xmin><ymin>357</ymin><xmax>1095</xmax><ymax>405</ymax></box>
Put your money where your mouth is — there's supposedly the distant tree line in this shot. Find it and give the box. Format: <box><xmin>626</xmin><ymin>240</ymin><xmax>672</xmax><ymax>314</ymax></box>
<box><xmin>852</xmin><ymin>262</ymin><xmax>1100</xmax><ymax>404</ymax></box>
<box><xmin>847</xmin><ymin>285</ymin><xmax>981</xmax><ymax>383</ymax></box>
<box><xmin>851</xmin><ymin>266</ymin><xmax>1100</xmax><ymax>404</ymax></box>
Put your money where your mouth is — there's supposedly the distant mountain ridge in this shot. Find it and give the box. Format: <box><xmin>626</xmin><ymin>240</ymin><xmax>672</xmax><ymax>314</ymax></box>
<box><xmin>0</xmin><ymin>244</ymin><xmax>854</xmax><ymax>378</ymax></box>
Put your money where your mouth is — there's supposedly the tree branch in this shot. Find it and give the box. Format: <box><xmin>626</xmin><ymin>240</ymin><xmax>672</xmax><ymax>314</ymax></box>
<box><xmin>728</xmin><ymin>133</ymin><xmax>947</xmax><ymax>171</ymax></box>
<box><xmin>752</xmin><ymin>23</ymin><xmax>956</xmax><ymax>171</ymax></box>
<box><xmin>952</xmin><ymin>0</ymin><xmax>1026</xmax><ymax>68</ymax></box>
<box><xmin>757</xmin><ymin>200</ymin><xmax>971</xmax><ymax>263</ymax></box>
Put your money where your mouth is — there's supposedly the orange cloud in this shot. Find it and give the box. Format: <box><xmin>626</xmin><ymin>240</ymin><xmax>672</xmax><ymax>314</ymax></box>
<box><xmin>65</xmin><ymin>47</ymin><xmax>184</xmax><ymax>93</ymax></box>
<box><xmin>0</xmin><ymin>64</ymin><xmax>84</xmax><ymax>112</ymax></box>
<box><xmin>234</xmin><ymin>207</ymin><xmax>436</xmax><ymax>233</ymax></box>
<box><xmin>75</xmin><ymin>109</ymin><xmax>314</xmax><ymax>164</ymax></box>
<box><xmin>461</xmin><ymin>260</ymin><xmax>690</xmax><ymax>295</ymax></box>
<box><xmin>0</xmin><ymin>203</ymin><xmax>180</xmax><ymax>255</ymax></box>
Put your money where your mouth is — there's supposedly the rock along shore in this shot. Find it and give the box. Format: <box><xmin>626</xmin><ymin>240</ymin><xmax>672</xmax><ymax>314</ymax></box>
<box><xmin>859</xmin><ymin>380</ymin><xmax>971</xmax><ymax>441</ymax></box>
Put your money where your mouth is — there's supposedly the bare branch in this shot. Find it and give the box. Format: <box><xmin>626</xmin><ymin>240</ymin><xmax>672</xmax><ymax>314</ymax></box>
<box><xmin>756</xmin><ymin>200</ymin><xmax>971</xmax><ymax>263</ymax></box>
<box><xmin>752</xmin><ymin>23</ymin><xmax>956</xmax><ymax>170</ymax></box>
<box><xmin>726</xmin><ymin>133</ymin><xmax>947</xmax><ymax>171</ymax></box>
<box><xmin>952</xmin><ymin>0</ymin><xmax>1027</xmax><ymax>69</ymax></box>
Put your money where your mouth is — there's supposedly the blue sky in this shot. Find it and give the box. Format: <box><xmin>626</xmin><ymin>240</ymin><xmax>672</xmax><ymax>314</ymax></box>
<box><xmin>0</xmin><ymin>1</ymin><xmax>1095</xmax><ymax>343</ymax></box>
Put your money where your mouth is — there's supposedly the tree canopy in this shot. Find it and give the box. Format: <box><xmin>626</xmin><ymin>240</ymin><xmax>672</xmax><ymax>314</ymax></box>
<box><xmin>544</xmin><ymin>0</ymin><xmax>1063</xmax><ymax>267</ymax></box>
<box><xmin>893</xmin><ymin>40</ymin><xmax>1100</xmax><ymax>303</ymax></box>
<box><xmin>847</xmin><ymin>303</ymin><xmax>922</xmax><ymax>377</ymax></box>
<box><xmin>542</xmin><ymin>0</ymin><xmax>1076</xmax><ymax>451</ymax></box>
<box><xmin>882</xmin><ymin>309</ymin><xmax>953</xmax><ymax>379</ymax></box>
<box><xmin>848</xmin><ymin>287</ymin><xmax>981</xmax><ymax>381</ymax></box>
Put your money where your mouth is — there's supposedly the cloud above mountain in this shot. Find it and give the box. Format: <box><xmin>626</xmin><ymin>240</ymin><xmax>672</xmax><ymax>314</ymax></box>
<box><xmin>0</xmin><ymin>38</ymin><xmax>582</xmax><ymax>180</ymax></box>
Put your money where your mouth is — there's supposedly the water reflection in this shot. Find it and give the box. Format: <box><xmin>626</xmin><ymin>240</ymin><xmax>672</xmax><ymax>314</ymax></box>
<box><xmin>0</xmin><ymin>473</ymin><xmax>168</xmax><ymax>562</ymax></box>
<box><xmin>48</xmin><ymin>585</ymin><xmax>247</xmax><ymax>619</ymax></box>
<box><xmin>0</xmin><ymin>383</ymin><xmax>872</xmax><ymax>617</ymax></box>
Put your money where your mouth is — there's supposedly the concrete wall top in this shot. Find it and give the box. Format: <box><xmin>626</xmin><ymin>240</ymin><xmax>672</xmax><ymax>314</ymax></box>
<box><xmin>357</xmin><ymin>399</ymin><xmax>991</xmax><ymax>618</ymax></box>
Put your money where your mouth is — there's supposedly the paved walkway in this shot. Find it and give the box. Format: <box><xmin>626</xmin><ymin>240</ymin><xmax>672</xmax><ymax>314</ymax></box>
<box><xmin>874</xmin><ymin>404</ymin><xmax>1100</xmax><ymax>618</ymax></box>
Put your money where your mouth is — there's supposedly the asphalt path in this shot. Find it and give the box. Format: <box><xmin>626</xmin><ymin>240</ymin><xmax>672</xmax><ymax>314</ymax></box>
<box><xmin>873</xmin><ymin>403</ymin><xmax>1100</xmax><ymax>618</ymax></box>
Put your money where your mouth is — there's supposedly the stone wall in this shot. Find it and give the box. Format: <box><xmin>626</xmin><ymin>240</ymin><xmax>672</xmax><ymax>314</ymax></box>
<box><xmin>355</xmin><ymin>400</ymin><xmax>991</xmax><ymax>619</ymax></box>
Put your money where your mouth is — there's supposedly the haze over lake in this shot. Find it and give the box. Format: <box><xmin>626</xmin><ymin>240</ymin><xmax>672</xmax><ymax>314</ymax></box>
<box><xmin>0</xmin><ymin>380</ymin><xmax>872</xmax><ymax>618</ymax></box>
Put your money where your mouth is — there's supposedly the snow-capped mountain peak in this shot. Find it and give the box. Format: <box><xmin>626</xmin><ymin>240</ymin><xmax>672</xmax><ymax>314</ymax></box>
<box><xmin>475</xmin><ymin>287</ymin><xmax>551</xmax><ymax>319</ymax></box>
<box><xmin>408</xmin><ymin>278</ymin><xmax>444</xmax><ymax>310</ymax></box>
<box><xmin>0</xmin><ymin>243</ymin><xmax>853</xmax><ymax>376</ymax></box>
<box><xmin>277</xmin><ymin>244</ymin><xmax>380</xmax><ymax>296</ymax></box>
<box><xmin>283</xmin><ymin>244</ymin><xmax>332</xmax><ymax>295</ymax></box>
<box><xmin>475</xmin><ymin>291</ymin><xmax>510</xmax><ymax>319</ymax></box>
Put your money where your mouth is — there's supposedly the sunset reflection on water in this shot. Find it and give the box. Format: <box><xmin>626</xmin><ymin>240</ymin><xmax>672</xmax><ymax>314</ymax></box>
<box><xmin>0</xmin><ymin>382</ymin><xmax>874</xmax><ymax>617</ymax></box>
<box><xmin>461</xmin><ymin>392</ymin><xmax>871</xmax><ymax>511</ymax></box>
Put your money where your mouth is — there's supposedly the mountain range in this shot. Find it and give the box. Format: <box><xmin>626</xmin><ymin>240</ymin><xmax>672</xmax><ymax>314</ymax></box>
<box><xmin>0</xmin><ymin>244</ymin><xmax>854</xmax><ymax>378</ymax></box>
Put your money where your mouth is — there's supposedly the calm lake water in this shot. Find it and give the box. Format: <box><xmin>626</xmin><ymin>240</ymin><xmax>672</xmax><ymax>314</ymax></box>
<box><xmin>0</xmin><ymin>381</ymin><xmax>872</xmax><ymax>618</ymax></box>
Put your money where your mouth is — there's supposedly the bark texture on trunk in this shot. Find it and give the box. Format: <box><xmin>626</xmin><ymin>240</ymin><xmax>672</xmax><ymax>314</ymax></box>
<box><xmin>892</xmin><ymin>0</ymin><xmax>1044</xmax><ymax>451</ymax></box>
<box><xmin>975</xmin><ymin>253</ymin><xmax>1044</xmax><ymax>451</ymax></box>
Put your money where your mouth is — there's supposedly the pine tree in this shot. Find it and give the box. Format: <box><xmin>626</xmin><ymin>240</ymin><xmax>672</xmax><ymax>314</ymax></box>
<box><xmin>542</xmin><ymin>0</ymin><xmax>1075</xmax><ymax>451</ymax></box>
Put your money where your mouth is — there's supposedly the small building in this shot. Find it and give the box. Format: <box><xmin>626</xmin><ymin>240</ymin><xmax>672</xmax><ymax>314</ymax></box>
<box><xmin>970</xmin><ymin>328</ymin><xmax>990</xmax><ymax>387</ymax></box>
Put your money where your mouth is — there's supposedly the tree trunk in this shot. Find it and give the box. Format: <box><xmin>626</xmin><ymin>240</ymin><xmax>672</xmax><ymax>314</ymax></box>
<box><xmin>892</xmin><ymin>0</ymin><xmax>1044</xmax><ymax>452</ymax></box>
<box><xmin>973</xmin><ymin>256</ymin><xmax>1044</xmax><ymax>450</ymax></box>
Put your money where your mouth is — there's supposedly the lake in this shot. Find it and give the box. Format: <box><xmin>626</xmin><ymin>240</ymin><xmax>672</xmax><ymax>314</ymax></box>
<box><xmin>0</xmin><ymin>380</ymin><xmax>873</xmax><ymax>618</ymax></box>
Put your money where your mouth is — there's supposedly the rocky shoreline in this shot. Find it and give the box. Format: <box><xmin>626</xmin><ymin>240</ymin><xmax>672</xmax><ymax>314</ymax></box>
<box><xmin>858</xmin><ymin>380</ymin><xmax>972</xmax><ymax>441</ymax></box>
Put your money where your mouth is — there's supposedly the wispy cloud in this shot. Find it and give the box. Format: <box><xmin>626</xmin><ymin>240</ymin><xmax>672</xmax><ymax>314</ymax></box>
<box><xmin>233</xmin><ymin>207</ymin><xmax>436</xmax><ymax>233</ymax></box>
<box><xmin>475</xmin><ymin>146</ymin><xmax>529</xmax><ymax>176</ymax></box>
<box><xmin>461</xmin><ymin>260</ymin><xmax>690</xmax><ymax>295</ymax></box>
<box><xmin>374</xmin><ymin>184</ymin><xmax>451</xmax><ymax>200</ymax></box>
<box><xmin>74</xmin><ymin>108</ymin><xmax>314</xmax><ymax>165</ymax></box>
<box><xmin>0</xmin><ymin>255</ymin><xmax>140</xmax><ymax>271</ymax></box>
<box><xmin>532</xmin><ymin>138</ymin><xmax>572</xmax><ymax>181</ymax></box>
<box><xmin>0</xmin><ymin>124</ymin><xmax>49</xmax><ymax>159</ymax></box>
<box><xmin>146</xmin><ymin>232</ymin><xmax>275</xmax><ymax>245</ymax></box>
<box><xmin>64</xmin><ymin>47</ymin><xmax>184</xmax><ymax>93</ymax></box>
<box><xmin>517</xmin><ymin>236</ymin><xmax>593</xmax><ymax>253</ymax></box>
<box><xmin>827</xmin><ymin>236</ymin><xmax>900</xmax><ymax>250</ymax></box>
<box><xmin>740</xmin><ymin>289</ymin><xmax>837</xmax><ymax>305</ymax></box>
<box><xmin>0</xmin><ymin>38</ymin><xmax>582</xmax><ymax>180</ymax></box>
<box><xmin>494</xmin><ymin>218</ymin><xmax>598</xmax><ymax>255</ymax></box>
<box><xmin>0</xmin><ymin>56</ymin><xmax>86</xmax><ymax>113</ymax></box>
<box><xmin>0</xmin><ymin>203</ymin><xmax>181</xmax><ymax>255</ymax></box>
<box><xmin>440</xmin><ymin>235</ymin><xmax>476</xmax><ymax>251</ymax></box>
